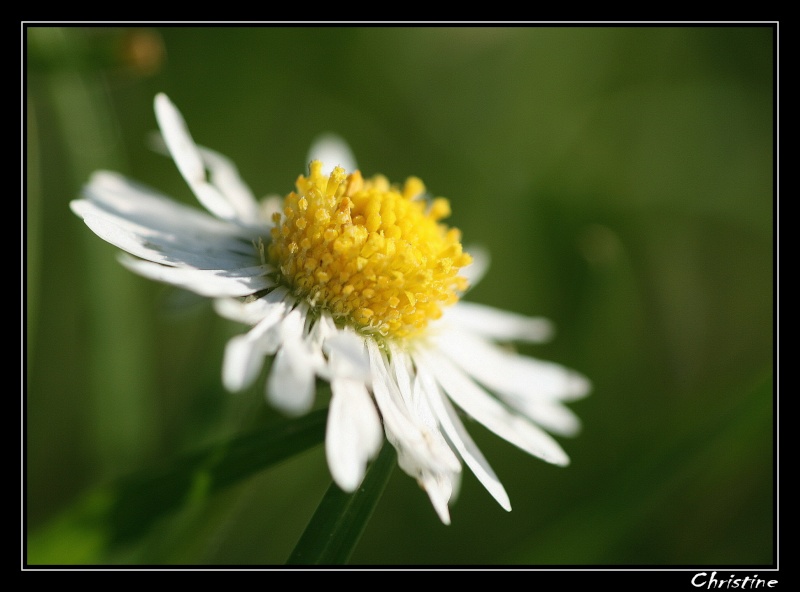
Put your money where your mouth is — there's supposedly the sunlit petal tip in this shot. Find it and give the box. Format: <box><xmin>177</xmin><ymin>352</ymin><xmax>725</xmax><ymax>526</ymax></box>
<box><xmin>154</xmin><ymin>93</ymin><xmax>201</xmax><ymax>176</ymax></box>
<box><xmin>420</xmin><ymin>474</ymin><xmax>454</xmax><ymax>525</ymax></box>
<box><xmin>548</xmin><ymin>448</ymin><xmax>571</xmax><ymax>467</ymax></box>
<box><xmin>568</xmin><ymin>372</ymin><xmax>592</xmax><ymax>399</ymax></box>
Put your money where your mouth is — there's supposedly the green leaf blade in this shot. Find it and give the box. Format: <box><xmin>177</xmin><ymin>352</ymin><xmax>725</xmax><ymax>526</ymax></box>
<box><xmin>30</xmin><ymin>408</ymin><xmax>329</xmax><ymax>564</ymax></box>
<box><xmin>287</xmin><ymin>443</ymin><xmax>396</xmax><ymax>565</ymax></box>
<box><xmin>107</xmin><ymin>407</ymin><xmax>329</xmax><ymax>547</ymax></box>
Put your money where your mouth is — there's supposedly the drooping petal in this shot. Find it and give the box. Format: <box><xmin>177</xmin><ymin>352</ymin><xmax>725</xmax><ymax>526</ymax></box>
<box><xmin>267</xmin><ymin>337</ymin><xmax>317</xmax><ymax>416</ymax></box>
<box><xmin>388</xmin><ymin>344</ymin><xmax>415</xmax><ymax>411</ymax></box>
<box><xmin>221</xmin><ymin>297</ymin><xmax>292</xmax><ymax>392</ymax></box>
<box><xmin>367</xmin><ymin>341</ymin><xmax>461</xmax><ymax>476</ymax></box>
<box><xmin>366</xmin><ymin>342</ymin><xmax>460</xmax><ymax>523</ymax></box>
<box><xmin>76</xmin><ymin>171</ymin><xmax>257</xmax><ymax>240</ymax></box>
<box><xmin>326</xmin><ymin>377</ymin><xmax>383</xmax><ymax>492</ymax></box>
<box><xmin>222</xmin><ymin>333</ymin><xmax>267</xmax><ymax>393</ymax></box>
<box><xmin>415</xmin><ymin>358</ymin><xmax>512</xmax><ymax>511</ymax></box>
<box><xmin>265</xmin><ymin>306</ymin><xmax>324</xmax><ymax>416</ymax></box>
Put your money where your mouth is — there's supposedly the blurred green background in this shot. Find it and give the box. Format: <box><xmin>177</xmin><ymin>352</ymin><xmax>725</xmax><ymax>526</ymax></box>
<box><xmin>25</xmin><ymin>26</ymin><xmax>774</xmax><ymax>566</ymax></box>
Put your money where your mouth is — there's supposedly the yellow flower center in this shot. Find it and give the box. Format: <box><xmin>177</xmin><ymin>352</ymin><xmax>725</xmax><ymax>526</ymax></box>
<box><xmin>268</xmin><ymin>161</ymin><xmax>472</xmax><ymax>339</ymax></box>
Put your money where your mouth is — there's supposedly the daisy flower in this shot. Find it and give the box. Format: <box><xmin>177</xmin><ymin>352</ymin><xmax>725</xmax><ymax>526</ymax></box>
<box><xmin>70</xmin><ymin>94</ymin><xmax>590</xmax><ymax>524</ymax></box>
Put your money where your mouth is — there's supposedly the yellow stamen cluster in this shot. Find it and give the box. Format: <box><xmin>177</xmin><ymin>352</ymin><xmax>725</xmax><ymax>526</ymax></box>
<box><xmin>268</xmin><ymin>161</ymin><xmax>472</xmax><ymax>339</ymax></box>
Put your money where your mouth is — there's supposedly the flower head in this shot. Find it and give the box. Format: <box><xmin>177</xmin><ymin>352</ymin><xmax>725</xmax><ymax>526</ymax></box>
<box><xmin>71</xmin><ymin>94</ymin><xmax>590</xmax><ymax>524</ymax></box>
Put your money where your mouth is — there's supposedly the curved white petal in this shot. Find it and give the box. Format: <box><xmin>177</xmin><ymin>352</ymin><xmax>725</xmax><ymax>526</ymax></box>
<box><xmin>444</xmin><ymin>301</ymin><xmax>554</xmax><ymax>344</ymax></box>
<box><xmin>418</xmin><ymin>349</ymin><xmax>571</xmax><ymax>467</ymax></box>
<box><xmin>436</xmin><ymin>327</ymin><xmax>590</xmax><ymax>402</ymax></box>
<box><xmin>120</xmin><ymin>256</ymin><xmax>274</xmax><ymax>297</ymax></box>
<box><xmin>154</xmin><ymin>93</ymin><xmax>239</xmax><ymax>222</ymax></box>
<box><xmin>73</xmin><ymin>195</ymin><xmax>258</xmax><ymax>270</ymax></box>
<box><xmin>266</xmin><ymin>304</ymin><xmax>329</xmax><ymax>415</ymax></box>
<box><xmin>326</xmin><ymin>377</ymin><xmax>383</xmax><ymax>492</ymax></box>
<box><xmin>76</xmin><ymin>171</ymin><xmax>258</xmax><ymax>240</ymax></box>
<box><xmin>307</xmin><ymin>133</ymin><xmax>358</xmax><ymax>176</ymax></box>
<box><xmin>195</xmin><ymin>146</ymin><xmax>262</xmax><ymax>226</ymax></box>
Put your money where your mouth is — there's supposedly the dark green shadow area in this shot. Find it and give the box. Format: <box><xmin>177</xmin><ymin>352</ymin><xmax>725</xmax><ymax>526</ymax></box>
<box><xmin>28</xmin><ymin>407</ymin><xmax>328</xmax><ymax>564</ymax></box>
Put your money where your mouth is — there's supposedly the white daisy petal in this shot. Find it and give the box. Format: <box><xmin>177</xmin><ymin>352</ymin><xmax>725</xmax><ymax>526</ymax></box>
<box><xmin>323</xmin><ymin>330</ymin><xmax>371</xmax><ymax>382</ymax></box>
<box><xmin>367</xmin><ymin>343</ymin><xmax>452</xmax><ymax>469</ymax></box>
<box><xmin>511</xmin><ymin>400</ymin><xmax>583</xmax><ymax>437</ymax></box>
<box><xmin>388</xmin><ymin>345</ymin><xmax>415</xmax><ymax>410</ymax></box>
<box><xmin>222</xmin><ymin>333</ymin><xmax>265</xmax><ymax>393</ymax></box>
<box><xmin>74</xmin><ymin>203</ymin><xmax>258</xmax><ymax>270</ymax></box>
<box><xmin>419</xmin><ymin>472</ymin><xmax>454</xmax><ymax>525</ymax></box>
<box><xmin>120</xmin><ymin>256</ymin><xmax>274</xmax><ymax>297</ymax></box>
<box><xmin>76</xmin><ymin>171</ymin><xmax>258</xmax><ymax>240</ymax></box>
<box><xmin>154</xmin><ymin>93</ymin><xmax>239</xmax><ymax>222</ymax></box>
<box><xmin>418</xmin><ymin>350</ymin><xmax>571</xmax><ymax>467</ymax></box>
<box><xmin>267</xmin><ymin>337</ymin><xmax>316</xmax><ymax>416</ymax></box>
<box><xmin>258</xmin><ymin>195</ymin><xmax>284</xmax><ymax>221</ymax></box>
<box><xmin>307</xmin><ymin>133</ymin><xmax>358</xmax><ymax>176</ymax></box>
<box><xmin>326</xmin><ymin>377</ymin><xmax>383</xmax><ymax>492</ymax></box>
<box><xmin>436</xmin><ymin>326</ymin><xmax>590</xmax><ymax>402</ymax></box>
<box><xmin>367</xmin><ymin>341</ymin><xmax>461</xmax><ymax>477</ymax></box>
<box><xmin>195</xmin><ymin>146</ymin><xmax>261</xmax><ymax>226</ymax></box>
<box><xmin>416</xmin><ymin>359</ymin><xmax>512</xmax><ymax>511</ymax></box>
<box><xmin>214</xmin><ymin>287</ymin><xmax>290</xmax><ymax>326</ymax></box>
<box><xmin>460</xmin><ymin>244</ymin><xmax>491</xmax><ymax>290</ymax></box>
<box><xmin>221</xmin><ymin>296</ymin><xmax>292</xmax><ymax>392</ymax></box>
<box><xmin>445</xmin><ymin>301</ymin><xmax>555</xmax><ymax>343</ymax></box>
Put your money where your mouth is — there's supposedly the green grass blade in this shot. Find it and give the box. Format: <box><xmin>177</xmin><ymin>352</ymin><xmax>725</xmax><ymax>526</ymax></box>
<box><xmin>287</xmin><ymin>443</ymin><xmax>396</xmax><ymax>565</ymax></box>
